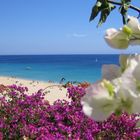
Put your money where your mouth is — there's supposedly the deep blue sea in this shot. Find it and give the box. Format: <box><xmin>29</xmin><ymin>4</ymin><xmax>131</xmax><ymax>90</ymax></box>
<box><xmin>0</xmin><ymin>55</ymin><xmax>119</xmax><ymax>83</ymax></box>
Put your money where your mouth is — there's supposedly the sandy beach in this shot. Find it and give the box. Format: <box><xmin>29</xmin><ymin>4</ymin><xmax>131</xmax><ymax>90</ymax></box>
<box><xmin>0</xmin><ymin>76</ymin><xmax>69</xmax><ymax>104</ymax></box>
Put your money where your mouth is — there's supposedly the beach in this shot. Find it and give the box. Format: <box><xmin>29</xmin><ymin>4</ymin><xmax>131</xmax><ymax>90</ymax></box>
<box><xmin>0</xmin><ymin>55</ymin><xmax>120</xmax><ymax>105</ymax></box>
<box><xmin>0</xmin><ymin>76</ymin><xmax>69</xmax><ymax>104</ymax></box>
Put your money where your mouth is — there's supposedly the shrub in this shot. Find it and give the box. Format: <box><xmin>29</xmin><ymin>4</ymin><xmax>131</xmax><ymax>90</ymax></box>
<box><xmin>0</xmin><ymin>84</ymin><xmax>139</xmax><ymax>139</ymax></box>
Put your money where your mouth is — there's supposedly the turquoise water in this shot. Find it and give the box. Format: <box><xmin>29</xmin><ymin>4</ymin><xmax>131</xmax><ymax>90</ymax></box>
<box><xmin>0</xmin><ymin>55</ymin><xmax>119</xmax><ymax>83</ymax></box>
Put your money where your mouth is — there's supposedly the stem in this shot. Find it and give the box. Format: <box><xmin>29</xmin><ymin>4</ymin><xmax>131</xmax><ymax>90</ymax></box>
<box><xmin>130</xmin><ymin>37</ymin><xmax>140</xmax><ymax>41</ymax></box>
<box><xmin>108</xmin><ymin>0</ymin><xmax>140</xmax><ymax>14</ymax></box>
<box><xmin>129</xmin><ymin>35</ymin><xmax>140</xmax><ymax>45</ymax></box>
<box><xmin>42</xmin><ymin>85</ymin><xmax>62</xmax><ymax>92</ymax></box>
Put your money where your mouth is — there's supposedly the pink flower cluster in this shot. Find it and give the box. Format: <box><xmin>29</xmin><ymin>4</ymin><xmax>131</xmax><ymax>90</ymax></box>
<box><xmin>0</xmin><ymin>84</ymin><xmax>139</xmax><ymax>139</ymax></box>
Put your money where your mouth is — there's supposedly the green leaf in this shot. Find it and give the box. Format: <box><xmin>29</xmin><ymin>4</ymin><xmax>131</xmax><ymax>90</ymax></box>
<box><xmin>90</xmin><ymin>0</ymin><xmax>116</xmax><ymax>26</ymax></box>
<box><xmin>89</xmin><ymin>5</ymin><xmax>100</xmax><ymax>21</ymax></box>
<box><xmin>98</xmin><ymin>3</ymin><xmax>116</xmax><ymax>26</ymax></box>
<box><xmin>89</xmin><ymin>1</ymin><xmax>102</xmax><ymax>22</ymax></box>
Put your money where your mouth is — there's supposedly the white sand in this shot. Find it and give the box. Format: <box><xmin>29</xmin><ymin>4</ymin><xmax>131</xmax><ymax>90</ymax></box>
<box><xmin>0</xmin><ymin>76</ymin><xmax>69</xmax><ymax>104</ymax></box>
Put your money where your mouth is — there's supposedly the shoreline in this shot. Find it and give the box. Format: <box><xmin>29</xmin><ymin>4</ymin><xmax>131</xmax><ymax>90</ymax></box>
<box><xmin>0</xmin><ymin>75</ymin><xmax>60</xmax><ymax>84</ymax></box>
<box><xmin>0</xmin><ymin>76</ymin><xmax>69</xmax><ymax>104</ymax></box>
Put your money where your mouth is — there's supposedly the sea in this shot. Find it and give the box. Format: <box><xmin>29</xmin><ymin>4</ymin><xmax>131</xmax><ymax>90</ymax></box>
<box><xmin>0</xmin><ymin>55</ymin><xmax>119</xmax><ymax>83</ymax></box>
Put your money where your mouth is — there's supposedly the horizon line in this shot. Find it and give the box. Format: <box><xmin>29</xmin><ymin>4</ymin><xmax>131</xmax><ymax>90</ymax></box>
<box><xmin>0</xmin><ymin>53</ymin><xmax>132</xmax><ymax>56</ymax></box>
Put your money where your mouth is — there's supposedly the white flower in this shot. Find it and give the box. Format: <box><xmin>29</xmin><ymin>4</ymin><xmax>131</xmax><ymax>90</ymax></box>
<box><xmin>107</xmin><ymin>54</ymin><xmax>140</xmax><ymax>114</ymax></box>
<box><xmin>127</xmin><ymin>16</ymin><xmax>140</xmax><ymax>38</ymax></box>
<box><xmin>121</xmin><ymin>54</ymin><xmax>140</xmax><ymax>81</ymax></box>
<box><xmin>102</xmin><ymin>54</ymin><xmax>138</xmax><ymax>80</ymax></box>
<box><xmin>133</xmin><ymin>63</ymin><xmax>140</xmax><ymax>82</ymax></box>
<box><xmin>113</xmin><ymin>76</ymin><xmax>140</xmax><ymax>114</ymax></box>
<box><xmin>82</xmin><ymin>54</ymin><xmax>140</xmax><ymax>121</ymax></box>
<box><xmin>119</xmin><ymin>55</ymin><xmax>128</xmax><ymax>71</ymax></box>
<box><xmin>104</xmin><ymin>16</ymin><xmax>140</xmax><ymax>49</ymax></box>
<box><xmin>81</xmin><ymin>80</ymin><xmax>116</xmax><ymax>121</ymax></box>
<box><xmin>82</xmin><ymin>102</ymin><xmax>93</xmax><ymax>117</ymax></box>
<box><xmin>105</xmin><ymin>28</ymin><xmax>129</xmax><ymax>49</ymax></box>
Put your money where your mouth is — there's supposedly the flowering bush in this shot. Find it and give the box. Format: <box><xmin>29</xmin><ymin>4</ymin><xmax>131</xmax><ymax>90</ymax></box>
<box><xmin>0</xmin><ymin>84</ymin><xmax>140</xmax><ymax>139</ymax></box>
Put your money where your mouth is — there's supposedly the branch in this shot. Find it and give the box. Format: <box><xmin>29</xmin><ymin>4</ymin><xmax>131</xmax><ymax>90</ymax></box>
<box><xmin>42</xmin><ymin>85</ymin><xmax>63</xmax><ymax>92</ymax></box>
<box><xmin>108</xmin><ymin>0</ymin><xmax>140</xmax><ymax>14</ymax></box>
<box><xmin>131</xmin><ymin>35</ymin><xmax>140</xmax><ymax>41</ymax></box>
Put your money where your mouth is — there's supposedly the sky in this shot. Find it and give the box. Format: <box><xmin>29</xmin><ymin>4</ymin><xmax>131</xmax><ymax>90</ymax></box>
<box><xmin>0</xmin><ymin>0</ymin><xmax>140</xmax><ymax>55</ymax></box>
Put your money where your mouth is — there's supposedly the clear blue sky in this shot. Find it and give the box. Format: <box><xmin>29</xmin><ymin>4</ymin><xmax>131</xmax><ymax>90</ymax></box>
<box><xmin>0</xmin><ymin>0</ymin><xmax>140</xmax><ymax>55</ymax></box>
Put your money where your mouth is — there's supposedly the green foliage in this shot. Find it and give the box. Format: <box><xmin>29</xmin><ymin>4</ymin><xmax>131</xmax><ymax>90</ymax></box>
<box><xmin>89</xmin><ymin>0</ymin><xmax>136</xmax><ymax>26</ymax></box>
<box><xmin>90</xmin><ymin>0</ymin><xmax>116</xmax><ymax>26</ymax></box>
<box><xmin>119</xmin><ymin>0</ymin><xmax>131</xmax><ymax>24</ymax></box>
